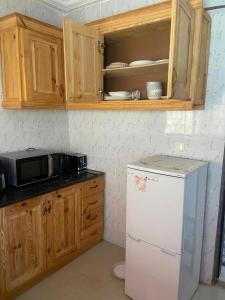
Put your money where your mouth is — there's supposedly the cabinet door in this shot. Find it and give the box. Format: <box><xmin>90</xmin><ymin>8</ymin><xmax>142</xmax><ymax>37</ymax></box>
<box><xmin>0</xmin><ymin>29</ymin><xmax>22</xmax><ymax>104</ymax></box>
<box><xmin>63</xmin><ymin>18</ymin><xmax>104</xmax><ymax>102</ymax></box>
<box><xmin>167</xmin><ymin>0</ymin><xmax>195</xmax><ymax>100</ymax></box>
<box><xmin>190</xmin><ymin>9</ymin><xmax>211</xmax><ymax>104</ymax></box>
<box><xmin>20</xmin><ymin>29</ymin><xmax>64</xmax><ymax>104</ymax></box>
<box><xmin>1</xmin><ymin>197</ymin><xmax>46</xmax><ymax>292</ymax></box>
<box><xmin>46</xmin><ymin>185</ymin><xmax>82</xmax><ymax>268</ymax></box>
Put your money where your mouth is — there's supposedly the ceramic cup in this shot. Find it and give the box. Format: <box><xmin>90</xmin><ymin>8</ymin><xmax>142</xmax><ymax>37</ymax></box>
<box><xmin>146</xmin><ymin>82</ymin><xmax>163</xmax><ymax>100</ymax></box>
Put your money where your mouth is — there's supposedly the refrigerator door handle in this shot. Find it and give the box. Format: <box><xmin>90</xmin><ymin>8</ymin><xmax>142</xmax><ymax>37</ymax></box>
<box><xmin>161</xmin><ymin>248</ymin><xmax>177</xmax><ymax>257</ymax></box>
<box><xmin>127</xmin><ymin>233</ymin><xmax>141</xmax><ymax>242</ymax></box>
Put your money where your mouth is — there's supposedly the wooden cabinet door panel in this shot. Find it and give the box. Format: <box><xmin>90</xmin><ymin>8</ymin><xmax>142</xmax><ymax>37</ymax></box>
<box><xmin>0</xmin><ymin>29</ymin><xmax>22</xmax><ymax>103</ymax></box>
<box><xmin>2</xmin><ymin>197</ymin><xmax>46</xmax><ymax>292</ymax></box>
<box><xmin>190</xmin><ymin>9</ymin><xmax>211</xmax><ymax>104</ymax></box>
<box><xmin>46</xmin><ymin>185</ymin><xmax>81</xmax><ymax>268</ymax></box>
<box><xmin>167</xmin><ymin>0</ymin><xmax>195</xmax><ymax>100</ymax></box>
<box><xmin>63</xmin><ymin>18</ymin><xmax>103</xmax><ymax>102</ymax></box>
<box><xmin>20</xmin><ymin>29</ymin><xmax>64</xmax><ymax>103</ymax></box>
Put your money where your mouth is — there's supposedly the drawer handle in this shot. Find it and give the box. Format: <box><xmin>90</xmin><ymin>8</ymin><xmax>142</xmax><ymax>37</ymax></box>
<box><xmin>90</xmin><ymin>184</ymin><xmax>98</xmax><ymax>189</ymax></box>
<box><xmin>89</xmin><ymin>200</ymin><xmax>98</xmax><ymax>205</ymax></box>
<box><xmin>161</xmin><ymin>249</ymin><xmax>177</xmax><ymax>257</ymax></box>
<box><xmin>128</xmin><ymin>233</ymin><xmax>141</xmax><ymax>242</ymax></box>
<box><xmin>87</xmin><ymin>213</ymin><xmax>98</xmax><ymax>221</ymax></box>
<box><xmin>90</xmin><ymin>230</ymin><xmax>98</xmax><ymax>236</ymax></box>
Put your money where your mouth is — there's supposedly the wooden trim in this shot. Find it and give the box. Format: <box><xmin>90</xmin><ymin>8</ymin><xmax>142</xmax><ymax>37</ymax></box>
<box><xmin>2</xmin><ymin>101</ymin><xmax>65</xmax><ymax>109</ymax></box>
<box><xmin>87</xmin><ymin>0</ymin><xmax>203</xmax><ymax>34</ymax></box>
<box><xmin>0</xmin><ymin>13</ymin><xmax>62</xmax><ymax>38</ymax></box>
<box><xmin>2</xmin><ymin>99</ymin><xmax>204</xmax><ymax>111</ymax></box>
<box><xmin>66</xmin><ymin>99</ymin><xmax>197</xmax><ymax>111</ymax></box>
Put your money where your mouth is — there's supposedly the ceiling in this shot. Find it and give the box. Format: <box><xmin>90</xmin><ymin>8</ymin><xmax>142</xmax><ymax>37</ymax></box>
<box><xmin>39</xmin><ymin>0</ymin><xmax>96</xmax><ymax>11</ymax></box>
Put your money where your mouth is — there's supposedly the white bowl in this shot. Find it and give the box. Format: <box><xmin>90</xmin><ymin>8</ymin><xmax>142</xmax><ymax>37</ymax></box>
<box><xmin>109</xmin><ymin>91</ymin><xmax>130</xmax><ymax>97</ymax></box>
<box><xmin>129</xmin><ymin>60</ymin><xmax>155</xmax><ymax>66</ymax></box>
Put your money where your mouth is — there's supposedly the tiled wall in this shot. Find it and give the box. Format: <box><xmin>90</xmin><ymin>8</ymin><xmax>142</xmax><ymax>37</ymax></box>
<box><xmin>67</xmin><ymin>0</ymin><xmax>225</xmax><ymax>284</ymax></box>
<box><xmin>0</xmin><ymin>0</ymin><xmax>70</xmax><ymax>153</ymax></box>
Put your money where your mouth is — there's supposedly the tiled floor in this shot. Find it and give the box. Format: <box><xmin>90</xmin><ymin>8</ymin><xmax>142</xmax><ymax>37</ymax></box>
<box><xmin>16</xmin><ymin>241</ymin><xmax>225</xmax><ymax>300</ymax></box>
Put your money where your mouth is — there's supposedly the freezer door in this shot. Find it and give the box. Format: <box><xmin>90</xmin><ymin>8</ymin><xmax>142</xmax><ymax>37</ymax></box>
<box><xmin>125</xmin><ymin>234</ymin><xmax>180</xmax><ymax>300</ymax></box>
<box><xmin>126</xmin><ymin>169</ymin><xmax>185</xmax><ymax>253</ymax></box>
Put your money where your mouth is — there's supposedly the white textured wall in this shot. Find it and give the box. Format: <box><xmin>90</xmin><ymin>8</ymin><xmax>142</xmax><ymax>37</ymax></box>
<box><xmin>1</xmin><ymin>0</ymin><xmax>225</xmax><ymax>285</ymax></box>
<box><xmin>0</xmin><ymin>0</ymin><xmax>70</xmax><ymax>153</ymax></box>
<box><xmin>67</xmin><ymin>0</ymin><xmax>225</xmax><ymax>284</ymax></box>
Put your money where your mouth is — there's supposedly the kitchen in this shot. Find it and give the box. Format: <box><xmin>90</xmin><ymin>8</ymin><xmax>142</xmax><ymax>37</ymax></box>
<box><xmin>0</xmin><ymin>0</ymin><xmax>225</xmax><ymax>299</ymax></box>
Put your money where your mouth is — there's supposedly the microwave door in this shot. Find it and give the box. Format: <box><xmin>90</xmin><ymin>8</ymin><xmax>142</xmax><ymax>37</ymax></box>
<box><xmin>17</xmin><ymin>156</ymin><xmax>49</xmax><ymax>186</ymax></box>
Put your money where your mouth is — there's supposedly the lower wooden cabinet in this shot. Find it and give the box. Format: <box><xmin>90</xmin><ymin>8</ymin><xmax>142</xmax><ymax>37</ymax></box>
<box><xmin>0</xmin><ymin>196</ymin><xmax>46</xmax><ymax>293</ymax></box>
<box><xmin>46</xmin><ymin>185</ymin><xmax>82</xmax><ymax>268</ymax></box>
<box><xmin>0</xmin><ymin>176</ymin><xmax>104</xmax><ymax>299</ymax></box>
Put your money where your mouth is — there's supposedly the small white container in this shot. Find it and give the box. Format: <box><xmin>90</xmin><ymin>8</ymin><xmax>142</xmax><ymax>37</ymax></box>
<box><xmin>146</xmin><ymin>82</ymin><xmax>163</xmax><ymax>100</ymax></box>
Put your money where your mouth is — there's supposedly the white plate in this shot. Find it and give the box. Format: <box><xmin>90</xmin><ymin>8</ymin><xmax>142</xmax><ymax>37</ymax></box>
<box><xmin>112</xmin><ymin>261</ymin><xmax>125</xmax><ymax>280</ymax></box>
<box><xmin>129</xmin><ymin>60</ymin><xmax>155</xmax><ymax>66</ymax></box>
<box><xmin>104</xmin><ymin>95</ymin><xmax>133</xmax><ymax>101</ymax></box>
<box><xmin>155</xmin><ymin>59</ymin><xmax>169</xmax><ymax>64</ymax></box>
<box><xmin>109</xmin><ymin>91</ymin><xmax>130</xmax><ymax>97</ymax></box>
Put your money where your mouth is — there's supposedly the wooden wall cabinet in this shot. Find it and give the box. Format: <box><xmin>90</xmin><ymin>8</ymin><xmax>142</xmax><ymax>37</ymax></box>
<box><xmin>64</xmin><ymin>0</ymin><xmax>211</xmax><ymax>111</ymax></box>
<box><xmin>0</xmin><ymin>14</ymin><xmax>64</xmax><ymax>109</ymax></box>
<box><xmin>0</xmin><ymin>176</ymin><xmax>104</xmax><ymax>300</ymax></box>
<box><xmin>0</xmin><ymin>0</ymin><xmax>210</xmax><ymax>111</ymax></box>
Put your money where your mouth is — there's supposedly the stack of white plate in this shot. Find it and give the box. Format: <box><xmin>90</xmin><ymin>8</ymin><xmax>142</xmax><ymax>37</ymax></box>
<box><xmin>104</xmin><ymin>91</ymin><xmax>132</xmax><ymax>101</ymax></box>
<box><xmin>129</xmin><ymin>60</ymin><xmax>154</xmax><ymax>67</ymax></box>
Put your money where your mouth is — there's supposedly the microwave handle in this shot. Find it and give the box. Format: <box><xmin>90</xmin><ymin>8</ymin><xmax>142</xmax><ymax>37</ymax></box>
<box><xmin>48</xmin><ymin>155</ymin><xmax>53</xmax><ymax>177</ymax></box>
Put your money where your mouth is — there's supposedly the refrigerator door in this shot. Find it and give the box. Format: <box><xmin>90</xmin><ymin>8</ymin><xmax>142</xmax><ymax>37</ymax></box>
<box><xmin>125</xmin><ymin>234</ymin><xmax>180</xmax><ymax>300</ymax></box>
<box><xmin>127</xmin><ymin>168</ymin><xmax>185</xmax><ymax>254</ymax></box>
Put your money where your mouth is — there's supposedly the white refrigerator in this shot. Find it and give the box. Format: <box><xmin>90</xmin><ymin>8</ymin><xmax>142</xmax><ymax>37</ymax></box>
<box><xmin>125</xmin><ymin>155</ymin><xmax>208</xmax><ymax>300</ymax></box>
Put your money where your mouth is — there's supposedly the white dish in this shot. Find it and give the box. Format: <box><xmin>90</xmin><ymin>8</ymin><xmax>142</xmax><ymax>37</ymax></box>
<box><xmin>112</xmin><ymin>261</ymin><xmax>125</xmax><ymax>280</ymax></box>
<box><xmin>129</xmin><ymin>60</ymin><xmax>155</xmax><ymax>66</ymax></box>
<box><xmin>109</xmin><ymin>91</ymin><xmax>130</xmax><ymax>97</ymax></box>
<box><xmin>155</xmin><ymin>59</ymin><xmax>169</xmax><ymax>64</ymax></box>
<box><xmin>161</xmin><ymin>96</ymin><xmax>168</xmax><ymax>99</ymax></box>
<box><xmin>104</xmin><ymin>95</ymin><xmax>133</xmax><ymax>101</ymax></box>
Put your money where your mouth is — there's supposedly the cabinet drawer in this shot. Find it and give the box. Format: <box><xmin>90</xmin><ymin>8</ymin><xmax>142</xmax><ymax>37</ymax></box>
<box><xmin>82</xmin><ymin>207</ymin><xmax>103</xmax><ymax>229</ymax></box>
<box><xmin>84</xmin><ymin>176</ymin><xmax>104</xmax><ymax>197</ymax></box>
<box><xmin>83</xmin><ymin>192</ymin><xmax>104</xmax><ymax>214</ymax></box>
<box><xmin>81</xmin><ymin>222</ymin><xmax>103</xmax><ymax>248</ymax></box>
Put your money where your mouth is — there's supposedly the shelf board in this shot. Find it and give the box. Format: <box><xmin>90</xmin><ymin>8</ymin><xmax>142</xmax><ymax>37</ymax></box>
<box><xmin>102</xmin><ymin>61</ymin><xmax>169</xmax><ymax>78</ymax></box>
<box><xmin>66</xmin><ymin>99</ymin><xmax>204</xmax><ymax>111</ymax></box>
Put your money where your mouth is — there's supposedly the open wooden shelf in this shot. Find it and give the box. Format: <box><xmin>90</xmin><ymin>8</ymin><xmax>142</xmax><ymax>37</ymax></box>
<box><xmin>103</xmin><ymin>61</ymin><xmax>168</xmax><ymax>78</ymax></box>
<box><xmin>66</xmin><ymin>99</ymin><xmax>204</xmax><ymax>111</ymax></box>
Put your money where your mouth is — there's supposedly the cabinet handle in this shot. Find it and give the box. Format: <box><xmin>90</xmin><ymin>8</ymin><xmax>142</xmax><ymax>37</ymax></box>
<box><xmin>59</xmin><ymin>85</ymin><xmax>64</xmax><ymax>97</ymax></box>
<box><xmin>89</xmin><ymin>200</ymin><xmax>98</xmax><ymax>205</ymax></box>
<box><xmin>87</xmin><ymin>213</ymin><xmax>98</xmax><ymax>221</ymax></box>
<box><xmin>42</xmin><ymin>204</ymin><xmax>47</xmax><ymax>216</ymax></box>
<box><xmin>90</xmin><ymin>184</ymin><xmax>98</xmax><ymax>189</ymax></box>
<box><xmin>128</xmin><ymin>233</ymin><xmax>141</xmax><ymax>242</ymax></box>
<box><xmin>161</xmin><ymin>249</ymin><xmax>177</xmax><ymax>257</ymax></box>
<box><xmin>47</xmin><ymin>204</ymin><xmax>52</xmax><ymax>214</ymax></box>
<box><xmin>90</xmin><ymin>230</ymin><xmax>98</xmax><ymax>236</ymax></box>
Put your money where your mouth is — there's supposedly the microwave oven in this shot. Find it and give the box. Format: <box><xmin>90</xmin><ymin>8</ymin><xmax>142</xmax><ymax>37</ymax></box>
<box><xmin>0</xmin><ymin>149</ymin><xmax>61</xmax><ymax>187</ymax></box>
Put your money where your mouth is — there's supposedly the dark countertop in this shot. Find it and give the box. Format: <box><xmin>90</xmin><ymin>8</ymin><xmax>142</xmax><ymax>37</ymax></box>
<box><xmin>0</xmin><ymin>170</ymin><xmax>104</xmax><ymax>208</ymax></box>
